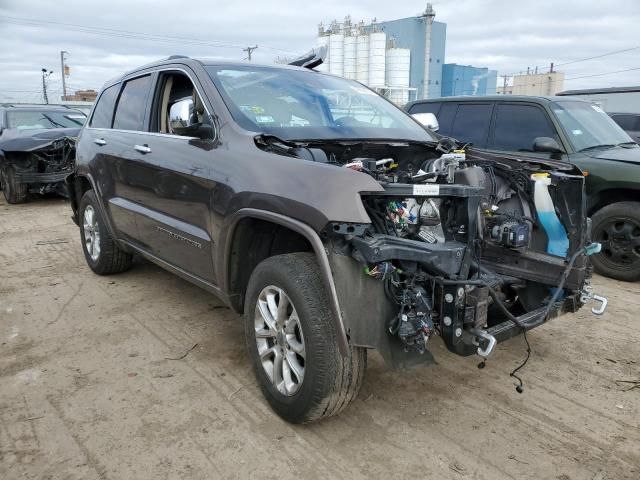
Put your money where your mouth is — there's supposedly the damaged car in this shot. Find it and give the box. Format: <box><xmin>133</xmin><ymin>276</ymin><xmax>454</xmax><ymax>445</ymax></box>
<box><xmin>0</xmin><ymin>104</ymin><xmax>84</xmax><ymax>204</ymax></box>
<box><xmin>68</xmin><ymin>56</ymin><xmax>606</xmax><ymax>424</ymax></box>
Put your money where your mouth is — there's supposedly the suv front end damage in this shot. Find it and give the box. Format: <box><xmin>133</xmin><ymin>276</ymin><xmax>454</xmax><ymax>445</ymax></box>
<box><xmin>4</xmin><ymin>137</ymin><xmax>77</xmax><ymax>194</ymax></box>
<box><xmin>316</xmin><ymin>141</ymin><xmax>605</xmax><ymax>370</ymax></box>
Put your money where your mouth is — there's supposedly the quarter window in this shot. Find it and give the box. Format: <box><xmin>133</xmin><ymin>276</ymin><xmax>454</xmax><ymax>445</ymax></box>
<box><xmin>113</xmin><ymin>75</ymin><xmax>152</xmax><ymax>131</ymax></box>
<box><xmin>90</xmin><ymin>84</ymin><xmax>119</xmax><ymax>128</ymax></box>
<box><xmin>449</xmin><ymin>104</ymin><xmax>493</xmax><ymax>148</ymax></box>
<box><xmin>611</xmin><ymin>114</ymin><xmax>639</xmax><ymax>131</ymax></box>
<box><xmin>492</xmin><ymin>104</ymin><xmax>558</xmax><ymax>152</ymax></box>
<box><xmin>408</xmin><ymin>102</ymin><xmax>441</xmax><ymax>115</ymax></box>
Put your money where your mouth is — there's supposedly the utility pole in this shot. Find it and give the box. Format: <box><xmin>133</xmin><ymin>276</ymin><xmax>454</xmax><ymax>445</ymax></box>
<box><xmin>501</xmin><ymin>74</ymin><xmax>509</xmax><ymax>94</ymax></box>
<box><xmin>243</xmin><ymin>45</ymin><xmax>258</xmax><ymax>61</ymax></box>
<box><xmin>41</xmin><ymin>68</ymin><xmax>53</xmax><ymax>104</ymax></box>
<box><xmin>60</xmin><ymin>51</ymin><xmax>68</xmax><ymax>100</ymax></box>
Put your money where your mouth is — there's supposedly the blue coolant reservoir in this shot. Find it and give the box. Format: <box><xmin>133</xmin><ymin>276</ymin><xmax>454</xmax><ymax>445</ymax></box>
<box><xmin>531</xmin><ymin>173</ymin><xmax>569</xmax><ymax>258</ymax></box>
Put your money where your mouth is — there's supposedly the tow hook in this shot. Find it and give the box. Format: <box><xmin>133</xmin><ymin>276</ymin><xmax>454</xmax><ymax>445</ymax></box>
<box><xmin>580</xmin><ymin>284</ymin><xmax>608</xmax><ymax>316</ymax></box>
<box><xmin>590</xmin><ymin>295</ymin><xmax>608</xmax><ymax>315</ymax></box>
<box><xmin>470</xmin><ymin>328</ymin><xmax>497</xmax><ymax>358</ymax></box>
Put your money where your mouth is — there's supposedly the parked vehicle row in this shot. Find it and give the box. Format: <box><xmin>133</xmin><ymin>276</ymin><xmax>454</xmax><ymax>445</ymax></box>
<box><xmin>406</xmin><ymin>96</ymin><xmax>640</xmax><ymax>281</ymax></box>
<box><xmin>63</xmin><ymin>56</ymin><xmax>605</xmax><ymax>423</ymax></box>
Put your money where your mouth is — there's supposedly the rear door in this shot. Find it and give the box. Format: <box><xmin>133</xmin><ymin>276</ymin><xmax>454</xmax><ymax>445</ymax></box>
<box><xmin>102</xmin><ymin>73</ymin><xmax>155</xmax><ymax>242</ymax></box>
<box><xmin>82</xmin><ymin>82</ymin><xmax>140</xmax><ymax>241</ymax></box>
<box><xmin>447</xmin><ymin>103</ymin><xmax>494</xmax><ymax>148</ymax></box>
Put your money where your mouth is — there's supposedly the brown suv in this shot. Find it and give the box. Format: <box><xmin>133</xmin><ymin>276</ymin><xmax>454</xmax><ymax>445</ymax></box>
<box><xmin>68</xmin><ymin>56</ymin><xmax>603</xmax><ymax>423</ymax></box>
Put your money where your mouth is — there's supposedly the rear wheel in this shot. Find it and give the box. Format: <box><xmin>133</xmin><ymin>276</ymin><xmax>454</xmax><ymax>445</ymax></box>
<box><xmin>1</xmin><ymin>165</ymin><xmax>28</xmax><ymax>204</ymax></box>
<box><xmin>591</xmin><ymin>201</ymin><xmax>640</xmax><ymax>282</ymax></box>
<box><xmin>79</xmin><ymin>190</ymin><xmax>133</xmax><ymax>275</ymax></box>
<box><xmin>244</xmin><ymin>253</ymin><xmax>366</xmax><ymax>423</ymax></box>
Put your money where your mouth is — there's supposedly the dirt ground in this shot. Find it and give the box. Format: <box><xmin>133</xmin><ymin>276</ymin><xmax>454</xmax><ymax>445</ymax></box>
<box><xmin>0</xmin><ymin>195</ymin><xmax>638</xmax><ymax>480</ymax></box>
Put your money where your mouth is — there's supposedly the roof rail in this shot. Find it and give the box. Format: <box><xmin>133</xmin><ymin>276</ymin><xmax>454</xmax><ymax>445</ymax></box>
<box><xmin>167</xmin><ymin>55</ymin><xmax>190</xmax><ymax>60</ymax></box>
<box><xmin>1</xmin><ymin>103</ymin><xmax>14</xmax><ymax>107</ymax></box>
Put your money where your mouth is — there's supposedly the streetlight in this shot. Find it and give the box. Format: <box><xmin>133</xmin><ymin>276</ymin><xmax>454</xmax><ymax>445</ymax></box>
<box><xmin>41</xmin><ymin>68</ymin><xmax>53</xmax><ymax>104</ymax></box>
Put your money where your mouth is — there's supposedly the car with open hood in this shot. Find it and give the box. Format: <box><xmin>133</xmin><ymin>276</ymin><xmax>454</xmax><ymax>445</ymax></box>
<box><xmin>406</xmin><ymin>96</ymin><xmax>640</xmax><ymax>281</ymax></box>
<box><xmin>67</xmin><ymin>56</ymin><xmax>605</xmax><ymax>423</ymax></box>
<box><xmin>0</xmin><ymin>104</ymin><xmax>85</xmax><ymax>204</ymax></box>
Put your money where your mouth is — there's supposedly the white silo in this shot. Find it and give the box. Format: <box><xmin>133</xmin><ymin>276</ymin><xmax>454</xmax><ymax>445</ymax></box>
<box><xmin>385</xmin><ymin>48</ymin><xmax>411</xmax><ymax>104</ymax></box>
<box><xmin>329</xmin><ymin>30</ymin><xmax>344</xmax><ymax>76</ymax></box>
<box><xmin>343</xmin><ymin>35</ymin><xmax>357</xmax><ymax>79</ymax></box>
<box><xmin>368</xmin><ymin>31</ymin><xmax>387</xmax><ymax>88</ymax></box>
<box><xmin>356</xmin><ymin>33</ymin><xmax>370</xmax><ymax>84</ymax></box>
<box><xmin>316</xmin><ymin>33</ymin><xmax>330</xmax><ymax>73</ymax></box>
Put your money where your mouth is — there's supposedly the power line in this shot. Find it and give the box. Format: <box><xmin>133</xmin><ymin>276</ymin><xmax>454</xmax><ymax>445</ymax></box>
<box><xmin>445</xmin><ymin>66</ymin><xmax>640</xmax><ymax>96</ymax></box>
<box><xmin>0</xmin><ymin>15</ymin><xmax>301</xmax><ymax>55</ymax></box>
<box><xmin>499</xmin><ymin>45</ymin><xmax>640</xmax><ymax>79</ymax></box>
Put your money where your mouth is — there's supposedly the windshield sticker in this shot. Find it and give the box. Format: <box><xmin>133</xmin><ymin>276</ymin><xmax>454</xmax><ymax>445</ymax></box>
<box><xmin>255</xmin><ymin>115</ymin><xmax>275</xmax><ymax>123</ymax></box>
<box><xmin>572</xmin><ymin>129</ymin><xmax>583</xmax><ymax>135</ymax></box>
<box><xmin>413</xmin><ymin>184</ymin><xmax>440</xmax><ymax>196</ymax></box>
<box><xmin>591</xmin><ymin>105</ymin><xmax>605</xmax><ymax>114</ymax></box>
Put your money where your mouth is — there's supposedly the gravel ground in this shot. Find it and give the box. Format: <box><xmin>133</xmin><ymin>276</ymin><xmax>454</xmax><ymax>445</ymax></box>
<box><xmin>1</xmin><ymin>196</ymin><xmax>639</xmax><ymax>480</ymax></box>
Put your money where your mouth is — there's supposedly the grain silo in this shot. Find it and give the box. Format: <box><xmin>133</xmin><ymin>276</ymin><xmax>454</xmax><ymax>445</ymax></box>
<box><xmin>385</xmin><ymin>47</ymin><xmax>411</xmax><ymax>104</ymax></box>
<box><xmin>355</xmin><ymin>29</ymin><xmax>369</xmax><ymax>84</ymax></box>
<box><xmin>328</xmin><ymin>21</ymin><xmax>344</xmax><ymax>77</ymax></box>
<box><xmin>368</xmin><ymin>30</ymin><xmax>386</xmax><ymax>88</ymax></box>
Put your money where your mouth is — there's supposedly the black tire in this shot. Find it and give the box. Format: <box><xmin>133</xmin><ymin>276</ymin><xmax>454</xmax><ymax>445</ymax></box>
<box><xmin>79</xmin><ymin>190</ymin><xmax>133</xmax><ymax>275</ymax></box>
<box><xmin>1</xmin><ymin>165</ymin><xmax>28</xmax><ymax>204</ymax></box>
<box><xmin>591</xmin><ymin>201</ymin><xmax>640</xmax><ymax>282</ymax></box>
<box><xmin>244</xmin><ymin>252</ymin><xmax>366</xmax><ymax>424</ymax></box>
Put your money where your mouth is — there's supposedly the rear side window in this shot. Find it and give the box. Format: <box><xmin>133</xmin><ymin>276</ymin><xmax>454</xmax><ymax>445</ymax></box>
<box><xmin>436</xmin><ymin>103</ymin><xmax>457</xmax><ymax>135</ymax></box>
<box><xmin>408</xmin><ymin>102</ymin><xmax>441</xmax><ymax>115</ymax></box>
<box><xmin>611</xmin><ymin>114</ymin><xmax>639</xmax><ymax>131</ymax></box>
<box><xmin>90</xmin><ymin>84</ymin><xmax>119</xmax><ymax>128</ymax></box>
<box><xmin>449</xmin><ymin>104</ymin><xmax>493</xmax><ymax>147</ymax></box>
<box><xmin>492</xmin><ymin>104</ymin><xmax>558</xmax><ymax>152</ymax></box>
<box><xmin>113</xmin><ymin>75</ymin><xmax>152</xmax><ymax>131</ymax></box>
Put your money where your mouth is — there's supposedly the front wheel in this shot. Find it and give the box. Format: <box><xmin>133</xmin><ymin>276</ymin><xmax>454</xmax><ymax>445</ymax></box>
<box><xmin>1</xmin><ymin>165</ymin><xmax>28</xmax><ymax>204</ymax></box>
<box><xmin>591</xmin><ymin>201</ymin><xmax>640</xmax><ymax>282</ymax></box>
<box><xmin>245</xmin><ymin>253</ymin><xmax>366</xmax><ymax>424</ymax></box>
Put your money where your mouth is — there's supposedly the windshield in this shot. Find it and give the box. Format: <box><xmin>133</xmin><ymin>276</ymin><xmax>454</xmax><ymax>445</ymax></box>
<box><xmin>552</xmin><ymin>101</ymin><xmax>633</xmax><ymax>151</ymax></box>
<box><xmin>6</xmin><ymin>110</ymin><xmax>87</xmax><ymax>130</ymax></box>
<box><xmin>205</xmin><ymin>65</ymin><xmax>435</xmax><ymax>142</ymax></box>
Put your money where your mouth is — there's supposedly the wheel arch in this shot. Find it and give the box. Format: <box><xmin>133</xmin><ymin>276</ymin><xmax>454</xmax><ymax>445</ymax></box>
<box><xmin>221</xmin><ymin>208</ymin><xmax>349</xmax><ymax>356</ymax></box>
<box><xmin>588</xmin><ymin>188</ymin><xmax>640</xmax><ymax>216</ymax></box>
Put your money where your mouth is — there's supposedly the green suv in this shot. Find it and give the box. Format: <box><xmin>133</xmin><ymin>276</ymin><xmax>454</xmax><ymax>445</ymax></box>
<box><xmin>406</xmin><ymin>96</ymin><xmax>640</xmax><ymax>281</ymax></box>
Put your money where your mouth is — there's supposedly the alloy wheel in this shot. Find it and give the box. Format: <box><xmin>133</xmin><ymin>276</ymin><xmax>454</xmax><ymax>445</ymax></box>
<box><xmin>83</xmin><ymin>205</ymin><xmax>101</xmax><ymax>261</ymax></box>
<box><xmin>254</xmin><ymin>285</ymin><xmax>306</xmax><ymax>396</ymax></box>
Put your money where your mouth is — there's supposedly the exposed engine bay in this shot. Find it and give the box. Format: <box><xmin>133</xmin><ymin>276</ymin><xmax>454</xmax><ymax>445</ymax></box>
<box><xmin>1</xmin><ymin>136</ymin><xmax>76</xmax><ymax>197</ymax></box>
<box><xmin>257</xmin><ymin>134</ymin><xmax>607</xmax><ymax>381</ymax></box>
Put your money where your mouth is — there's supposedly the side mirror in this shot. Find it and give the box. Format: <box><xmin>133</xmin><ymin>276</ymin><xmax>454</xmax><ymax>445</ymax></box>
<box><xmin>411</xmin><ymin>112</ymin><xmax>439</xmax><ymax>132</ymax></box>
<box><xmin>533</xmin><ymin>137</ymin><xmax>564</xmax><ymax>153</ymax></box>
<box><xmin>169</xmin><ymin>97</ymin><xmax>214</xmax><ymax>140</ymax></box>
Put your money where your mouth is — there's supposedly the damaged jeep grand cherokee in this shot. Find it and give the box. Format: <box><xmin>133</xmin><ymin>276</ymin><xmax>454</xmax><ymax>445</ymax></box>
<box><xmin>68</xmin><ymin>56</ymin><xmax>606</xmax><ymax>424</ymax></box>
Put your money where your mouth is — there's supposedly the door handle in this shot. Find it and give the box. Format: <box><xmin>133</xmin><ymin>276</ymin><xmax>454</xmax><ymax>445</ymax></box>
<box><xmin>134</xmin><ymin>144</ymin><xmax>151</xmax><ymax>154</ymax></box>
<box><xmin>94</xmin><ymin>138</ymin><xmax>107</xmax><ymax>146</ymax></box>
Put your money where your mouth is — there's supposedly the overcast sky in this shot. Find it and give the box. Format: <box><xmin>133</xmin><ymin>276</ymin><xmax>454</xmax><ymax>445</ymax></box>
<box><xmin>0</xmin><ymin>0</ymin><xmax>638</xmax><ymax>103</ymax></box>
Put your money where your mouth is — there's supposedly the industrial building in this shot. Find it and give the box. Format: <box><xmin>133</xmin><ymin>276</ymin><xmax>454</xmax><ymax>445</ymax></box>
<box><xmin>441</xmin><ymin>64</ymin><xmax>498</xmax><ymax>97</ymax></box>
<box><xmin>316</xmin><ymin>3</ymin><xmax>446</xmax><ymax>104</ymax></box>
<box><xmin>557</xmin><ymin>86</ymin><xmax>640</xmax><ymax>113</ymax></box>
<box><xmin>497</xmin><ymin>69</ymin><xmax>565</xmax><ymax>96</ymax></box>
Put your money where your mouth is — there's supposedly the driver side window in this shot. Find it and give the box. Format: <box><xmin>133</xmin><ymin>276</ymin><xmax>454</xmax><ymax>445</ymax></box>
<box><xmin>152</xmin><ymin>71</ymin><xmax>213</xmax><ymax>138</ymax></box>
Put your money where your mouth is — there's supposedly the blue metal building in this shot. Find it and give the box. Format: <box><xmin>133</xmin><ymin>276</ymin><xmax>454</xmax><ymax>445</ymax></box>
<box><xmin>441</xmin><ymin>64</ymin><xmax>498</xmax><ymax>97</ymax></box>
<box><xmin>374</xmin><ymin>17</ymin><xmax>447</xmax><ymax>99</ymax></box>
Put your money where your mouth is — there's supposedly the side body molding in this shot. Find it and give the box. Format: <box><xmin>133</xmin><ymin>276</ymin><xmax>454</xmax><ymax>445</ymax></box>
<box><xmin>222</xmin><ymin>208</ymin><xmax>349</xmax><ymax>356</ymax></box>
